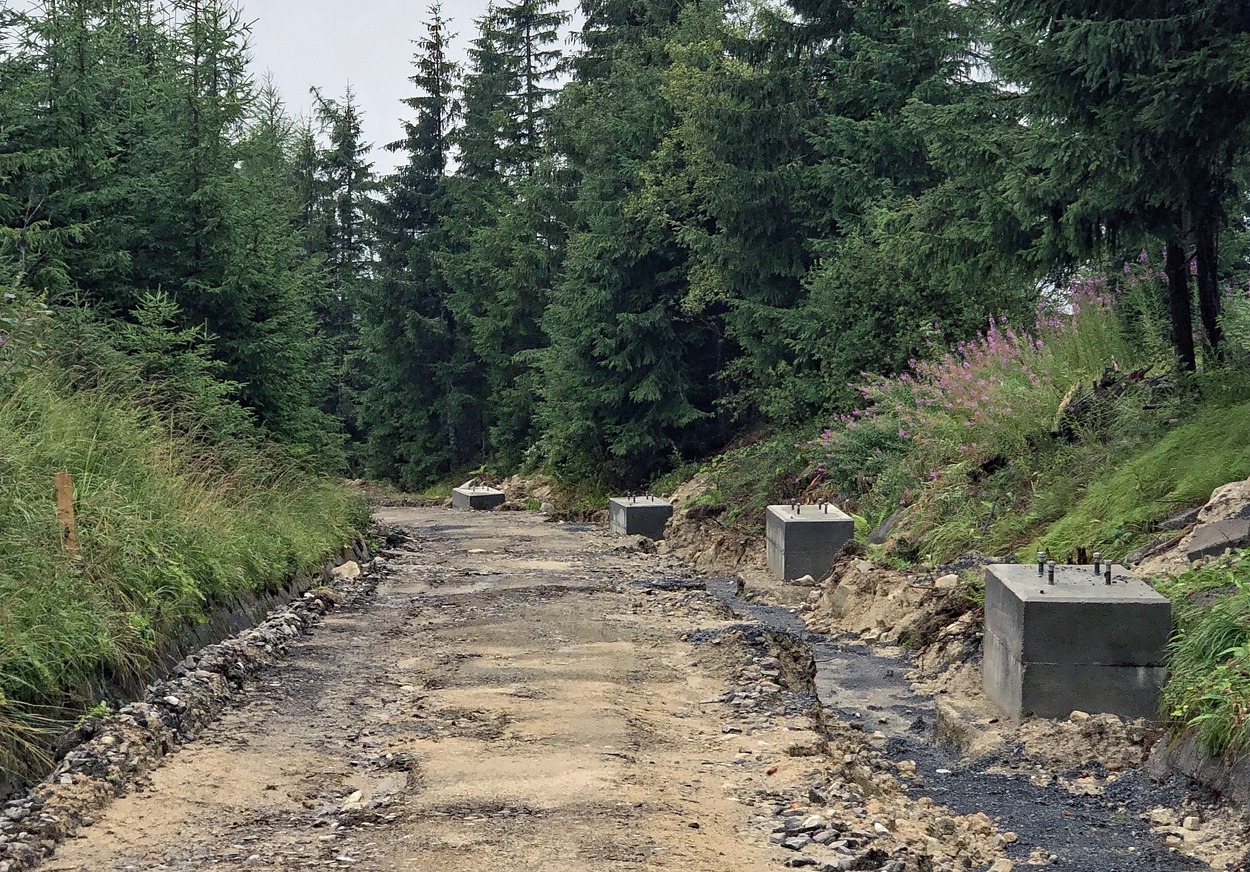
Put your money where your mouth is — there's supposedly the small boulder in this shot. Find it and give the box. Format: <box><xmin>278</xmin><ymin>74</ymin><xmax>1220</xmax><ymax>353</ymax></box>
<box><xmin>331</xmin><ymin>561</ymin><xmax>362</xmax><ymax>580</ymax></box>
<box><xmin>934</xmin><ymin>573</ymin><xmax>959</xmax><ymax>591</ymax></box>
<box><xmin>1185</xmin><ymin>519</ymin><xmax>1250</xmax><ymax>561</ymax></box>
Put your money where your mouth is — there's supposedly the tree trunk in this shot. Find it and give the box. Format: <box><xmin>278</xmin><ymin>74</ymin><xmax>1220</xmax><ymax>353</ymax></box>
<box><xmin>1164</xmin><ymin>234</ymin><xmax>1197</xmax><ymax>371</ymax></box>
<box><xmin>1194</xmin><ymin>216</ymin><xmax>1224</xmax><ymax>362</ymax></box>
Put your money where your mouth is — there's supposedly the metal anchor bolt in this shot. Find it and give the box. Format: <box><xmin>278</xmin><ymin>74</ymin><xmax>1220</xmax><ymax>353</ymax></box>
<box><xmin>1105</xmin><ymin>562</ymin><xmax>1113</xmax><ymax>585</ymax></box>
<box><xmin>1093</xmin><ymin>552</ymin><xmax>1102</xmax><ymax>575</ymax></box>
<box><xmin>1038</xmin><ymin>551</ymin><xmax>1047</xmax><ymax>577</ymax></box>
<box><xmin>1047</xmin><ymin>560</ymin><xmax>1056</xmax><ymax>585</ymax></box>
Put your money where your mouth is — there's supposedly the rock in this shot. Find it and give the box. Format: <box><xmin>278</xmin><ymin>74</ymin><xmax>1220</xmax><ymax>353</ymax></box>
<box><xmin>1185</xmin><ymin>519</ymin><xmax>1250</xmax><ymax>561</ymax></box>
<box><xmin>869</xmin><ymin>508</ymin><xmax>905</xmax><ymax>545</ymax></box>
<box><xmin>1198</xmin><ymin>478</ymin><xmax>1250</xmax><ymax>524</ymax></box>
<box><xmin>1159</xmin><ymin>506</ymin><xmax>1202</xmax><ymax>531</ymax></box>
<box><xmin>781</xmin><ymin>835</ymin><xmax>811</xmax><ymax>851</ymax></box>
<box><xmin>988</xmin><ymin>861</ymin><xmax>1014</xmax><ymax>872</ymax></box>
<box><xmin>331</xmin><ymin>561</ymin><xmax>362</xmax><ymax>580</ymax></box>
<box><xmin>339</xmin><ymin>790</ymin><xmax>365</xmax><ymax>812</ymax></box>
<box><xmin>933</xmin><ymin>573</ymin><xmax>959</xmax><ymax>591</ymax></box>
<box><xmin>1148</xmin><ymin>807</ymin><xmax>1176</xmax><ymax>827</ymax></box>
<box><xmin>540</xmin><ymin>502</ymin><xmax>554</xmax><ymax>514</ymax></box>
<box><xmin>1069</xmin><ymin>710</ymin><xmax>1091</xmax><ymax>722</ymax></box>
<box><xmin>1182</xmin><ymin>815</ymin><xmax>1201</xmax><ymax>831</ymax></box>
<box><xmin>873</xmin><ymin>822</ymin><xmax>890</xmax><ymax>835</ymax></box>
<box><xmin>1139</xmin><ymin>475</ymin><xmax>1250</xmax><ymax>576</ymax></box>
<box><xmin>795</xmin><ymin>575</ymin><xmax>816</xmax><ymax>586</ymax></box>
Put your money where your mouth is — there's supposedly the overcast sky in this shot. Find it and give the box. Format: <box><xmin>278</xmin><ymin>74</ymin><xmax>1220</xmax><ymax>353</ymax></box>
<box><xmin>240</xmin><ymin>0</ymin><xmax>511</xmax><ymax>172</ymax></box>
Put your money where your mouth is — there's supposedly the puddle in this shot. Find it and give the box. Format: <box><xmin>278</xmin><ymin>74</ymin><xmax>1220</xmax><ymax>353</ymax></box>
<box><xmin>704</xmin><ymin>577</ymin><xmax>1206</xmax><ymax>872</ymax></box>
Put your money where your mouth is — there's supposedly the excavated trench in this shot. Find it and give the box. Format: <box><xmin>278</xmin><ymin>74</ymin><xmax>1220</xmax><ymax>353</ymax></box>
<box><xmin>705</xmin><ymin>578</ymin><xmax>1211</xmax><ymax>872</ymax></box>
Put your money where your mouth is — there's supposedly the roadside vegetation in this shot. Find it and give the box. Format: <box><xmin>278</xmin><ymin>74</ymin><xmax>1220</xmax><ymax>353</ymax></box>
<box><xmin>0</xmin><ymin>301</ymin><xmax>365</xmax><ymax>775</ymax></box>
<box><xmin>1159</xmin><ymin>551</ymin><xmax>1250</xmax><ymax>760</ymax></box>
<box><xmin>683</xmin><ymin>267</ymin><xmax>1250</xmax><ymax>563</ymax></box>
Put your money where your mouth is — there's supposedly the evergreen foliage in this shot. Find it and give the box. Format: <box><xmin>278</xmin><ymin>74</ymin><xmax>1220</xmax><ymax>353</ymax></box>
<box><xmin>5</xmin><ymin>0</ymin><xmax>1250</xmax><ymax>494</ymax></box>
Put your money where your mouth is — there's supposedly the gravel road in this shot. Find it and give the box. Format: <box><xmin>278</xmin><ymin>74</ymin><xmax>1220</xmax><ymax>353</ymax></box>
<box><xmin>33</xmin><ymin>508</ymin><xmax>1229</xmax><ymax>872</ymax></box>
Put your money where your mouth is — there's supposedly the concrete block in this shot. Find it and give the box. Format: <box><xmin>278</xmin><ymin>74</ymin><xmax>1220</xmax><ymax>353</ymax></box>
<box><xmin>451</xmin><ymin>487</ymin><xmax>505</xmax><ymax>511</ymax></box>
<box><xmin>608</xmin><ymin>497</ymin><xmax>673</xmax><ymax>539</ymax></box>
<box><xmin>982</xmin><ymin>563</ymin><xmax>1172</xmax><ymax>722</ymax></box>
<box><xmin>1186</xmin><ymin>518</ymin><xmax>1250</xmax><ymax>561</ymax></box>
<box><xmin>765</xmin><ymin>504</ymin><xmax>855</xmax><ymax>582</ymax></box>
<box><xmin>983</xmin><ymin>631</ymin><xmax>1167</xmax><ymax>721</ymax></box>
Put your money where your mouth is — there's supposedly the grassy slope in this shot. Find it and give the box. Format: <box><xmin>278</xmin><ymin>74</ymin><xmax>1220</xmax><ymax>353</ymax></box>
<box><xmin>0</xmin><ymin>372</ymin><xmax>365</xmax><ymax>770</ymax></box>
<box><xmin>1034</xmin><ymin>402</ymin><xmax>1250</xmax><ymax>558</ymax></box>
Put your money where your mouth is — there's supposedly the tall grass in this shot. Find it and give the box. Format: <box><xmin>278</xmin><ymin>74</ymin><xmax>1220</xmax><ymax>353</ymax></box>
<box><xmin>0</xmin><ymin>367</ymin><xmax>365</xmax><ymax>769</ymax></box>
<box><xmin>1033</xmin><ymin>402</ymin><xmax>1250</xmax><ymax>558</ymax></box>
<box><xmin>1158</xmin><ymin>552</ymin><xmax>1250</xmax><ymax>758</ymax></box>
<box><xmin>807</xmin><ymin>274</ymin><xmax>1151</xmax><ymax>559</ymax></box>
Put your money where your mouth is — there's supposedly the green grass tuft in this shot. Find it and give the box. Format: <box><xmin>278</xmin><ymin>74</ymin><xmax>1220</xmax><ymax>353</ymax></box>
<box><xmin>1158</xmin><ymin>551</ymin><xmax>1250</xmax><ymax>758</ymax></box>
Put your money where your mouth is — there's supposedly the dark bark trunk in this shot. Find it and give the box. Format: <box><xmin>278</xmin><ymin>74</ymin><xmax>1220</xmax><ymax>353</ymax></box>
<box><xmin>1194</xmin><ymin>217</ymin><xmax>1224</xmax><ymax>362</ymax></box>
<box><xmin>1164</xmin><ymin>234</ymin><xmax>1197</xmax><ymax>371</ymax></box>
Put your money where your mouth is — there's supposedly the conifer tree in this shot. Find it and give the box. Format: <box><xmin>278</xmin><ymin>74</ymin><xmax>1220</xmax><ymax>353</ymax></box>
<box><xmin>539</xmin><ymin>0</ymin><xmax>722</xmax><ymax>486</ymax></box>
<box><xmin>308</xmin><ymin>86</ymin><xmax>374</xmax><ymax>428</ymax></box>
<box><xmin>983</xmin><ymin>0</ymin><xmax>1250</xmax><ymax>367</ymax></box>
<box><xmin>359</xmin><ymin>6</ymin><xmax>477</xmax><ymax>485</ymax></box>
<box><xmin>788</xmin><ymin>0</ymin><xmax>1034</xmax><ymax>407</ymax></box>
<box><xmin>438</xmin><ymin>0</ymin><xmax>571</xmax><ymax>467</ymax></box>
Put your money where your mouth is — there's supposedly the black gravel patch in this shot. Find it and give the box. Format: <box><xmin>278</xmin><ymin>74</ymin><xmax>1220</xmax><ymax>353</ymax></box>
<box><xmin>704</xmin><ymin>577</ymin><xmax>1215</xmax><ymax>872</ymax></box>
<box><xmin>631</xmin><ymin>577</ymin><xmax>707</xmax><ymax>592</ymax></box>
<box><xmin>887</xmin><ymin>746</ymin><xmax>1205</xmax><ymax>871</ymax></box>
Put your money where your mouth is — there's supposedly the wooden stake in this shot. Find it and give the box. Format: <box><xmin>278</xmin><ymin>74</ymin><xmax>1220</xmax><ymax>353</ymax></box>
<box><xmin>54</xmin><ymin>472</ymin><xmax>79</xmax><ymax>554</ymax></box>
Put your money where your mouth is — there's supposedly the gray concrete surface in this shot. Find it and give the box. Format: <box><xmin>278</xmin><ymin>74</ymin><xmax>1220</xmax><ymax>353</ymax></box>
<box><xmin>982</xmin><ymin>563</ymin><xmax>1172</xmax><ymax>722</ymax></box>
<box><xmin>451</xmin><ymin>487</ymin><xmax>505</xmax><ymax>511</ymax></box>
<box><xmin>765</xmin><ymin>504</ymin><xmax>854</xmax><ymax>582</ymax></box>
<box><xmin>608</xmin><ymin>497</ymin><xmax>674</xmax><ymax>539</ymax></box>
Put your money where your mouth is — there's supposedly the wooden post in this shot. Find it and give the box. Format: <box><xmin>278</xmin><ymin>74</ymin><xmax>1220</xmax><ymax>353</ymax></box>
<box><xmin>54</xmin><ymin>472</ymin><xmax>79</xmax><ymax>554</ymax></box>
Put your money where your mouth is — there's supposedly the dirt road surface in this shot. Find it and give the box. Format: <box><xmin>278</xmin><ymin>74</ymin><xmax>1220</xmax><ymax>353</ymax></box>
<box><xmin>38</xmin><ymin>507</ymin><xmax>1227</xmax><ymax>872</ymax></box>
<box><xmin>43</xmin><ymin>509</ymin><xmax>837</xmax><ymax>872</ymax></box>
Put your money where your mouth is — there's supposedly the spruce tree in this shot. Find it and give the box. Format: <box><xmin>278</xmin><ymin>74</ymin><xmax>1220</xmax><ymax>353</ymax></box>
<box><xmin>440</xmin><ymin>0</ymin><xmax>570</xmax><ymax>467</ymax></box>
<box><xmin>359</xmin><ymin>6</ymin><xmax>478</xmax><ymax>486</ymax></box>
<box><xmin>787</xmin><ymin>0</ymin><xmax>1034</xmax><ymax>407</ymax></box>
<box><xmin>983</xmin><ymin>0</ymin><xmax>1250</xmax><ymax>367</ymax></box>
<box><xmin>308</xmin><ymin>86</ymin><xmax>374</xmax><ymax>429</ymax></box>
<box><xmin>539</xmin><ymin>0</ymin><xmax>721</xmax><ymax>487</ymax></box>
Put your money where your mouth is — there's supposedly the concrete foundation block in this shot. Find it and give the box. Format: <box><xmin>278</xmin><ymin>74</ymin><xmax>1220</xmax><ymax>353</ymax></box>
<box><xmin>765</xmin><ymin>504</ymin><xmax>855</xmax><ymax>582</ymax></box>
<box><xmin>608</xmin><ymin>497</ymin><xmax>674</xmax><ymax>539</ymax></box>
<box><xmin>982</xmin><ymin>563</ymin><xmax>1172</xmax><ymax>722</ymax></box>
<box><xmin>451</xmin><ymin>487</ymin><xmax>506</xmax><ymax>511</ymax></box>
<box><xmin>983</xmin><ymin>631</ymin><xmax>1168</xmax><ymax>720</ymax></box>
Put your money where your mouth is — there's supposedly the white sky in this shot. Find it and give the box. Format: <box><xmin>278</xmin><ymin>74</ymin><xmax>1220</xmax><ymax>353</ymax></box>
<box><xmin>240</xmin><ymin>0</ymin><xmax>574</xmax><ymax>172</ymax></box>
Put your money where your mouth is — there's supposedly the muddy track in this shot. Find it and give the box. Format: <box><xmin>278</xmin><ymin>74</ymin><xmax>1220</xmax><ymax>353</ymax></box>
<box><xmin>26</xmin><ymin>509</ymin><xmax>1226</xmax><ymax>872</ymax></box>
